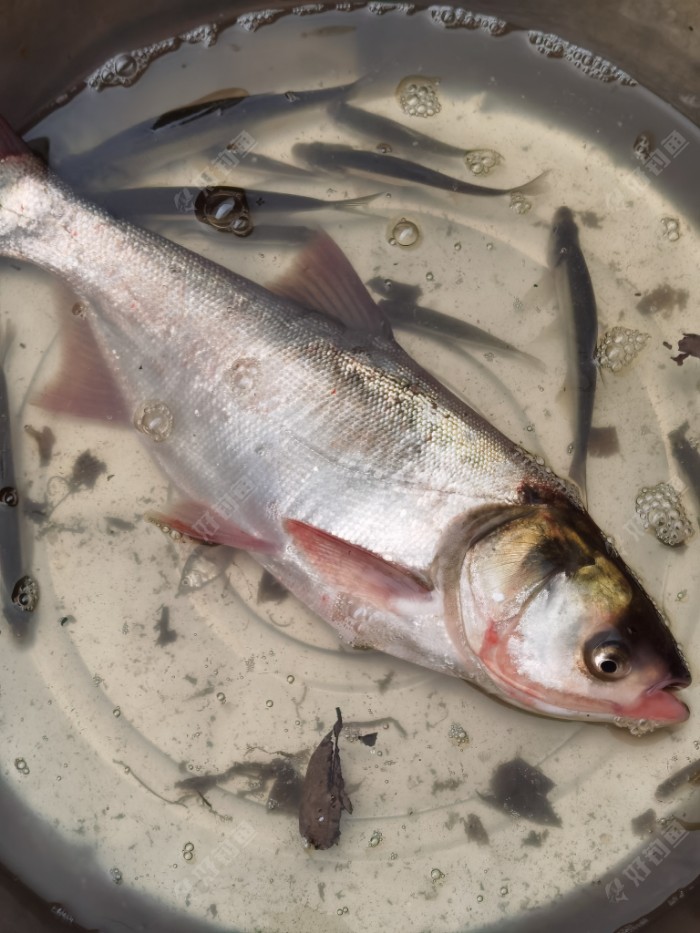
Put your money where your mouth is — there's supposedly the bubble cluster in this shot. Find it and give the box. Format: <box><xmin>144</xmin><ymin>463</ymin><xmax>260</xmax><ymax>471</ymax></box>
<box><xmin>661</xmin><ymin>216</ymin><xmax>681</xmax><ymax>242</ymax></box>
<box><xmin>12</xmin><ymin>575</ymin><xmax>39</xmax><ymax>612</ymax></box>
<box><xmin>635</xmin><ymin>483</ymin><xmax>693</xmax><ymax>546</ymax></box>
<box><xmin>430</xmin><ymin>868</ymin><xmax>446</xmax><ymax>883</ymax></box>
<box><xmin>87</xmin><ymin>26</ymin><xmax>218</xmax><ymax>89</ymax></box>
<box><xmin>110</xmin><ymin>868</ymin><xmax>123</xmax><ymax>885</ymax></box>
<box><xmin>14</xmin><ymin>757</ymin><xmax>30</xmax><ymax>775</ymax></box>
<box><xmin>528</xmin><ymin>32</ymin><xmax>636</xmax><ymax>84</ymax></box>
<box><xmin>183</xmin><ymin>841</ymin><xmax>195</xmax><ymax>862</ymax></box>
<box><xmin>396</xmin><ymin>77</ymin><xmax>441</xmax><ymax>117</ymax></box>
<box><xmin>596</xmin><ymin>326</ymin><xmax>649</xmax><ymax>372</ymax></box>
<box><xmin>388</xmin><ymin>218</ymin><xmax>420</xmax><ymax>248</ymax></box>
<box><xmin>134</xmin><ymin>400</ymin><xmax>173</xmax><ymax>442</ymax></box>
<box><xmin>448</xmin><ymin>722</ymin><xmax>469</xmax><ymax>748</ymax></box>
<box><xmin>509</xmin><ymin>192</ymin><xmax>531</xmax><ymax>214</ymax></box>
<box><xmin>633</xmin><ymin>133</ymin><xmax>653</xmax><ymax>162</ymax></box>
<box><xmin>430</xmin><ymin>8</ymin><xmax>509</xmax><ymax>36</ymax></box>
<box><xmin>464</xmin><ymin>148</ymin><xmax>503</xmax><ymax>176</ymax></box>
<box><xmin>0</xmin><ymin>486</ymin><xmax>18</xmax><ymax>507</ymax></box>
<box><xmin>368</xmin><ymin>830</ymin><xmax>383</xmax><ymax>848</ymax></box>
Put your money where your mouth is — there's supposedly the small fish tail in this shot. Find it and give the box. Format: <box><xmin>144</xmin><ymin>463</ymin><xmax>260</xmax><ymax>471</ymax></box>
<box><xmin>512</xmin><ymin>169</ymin><xmax>550</xmax><ymax>197</ymax></box>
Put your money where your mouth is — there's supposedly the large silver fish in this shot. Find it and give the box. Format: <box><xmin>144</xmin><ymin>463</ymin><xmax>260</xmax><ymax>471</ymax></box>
<box><xmin>0</xmin><ymin>116</ymin><xmax>691</xmax><ymax>729</ymax></box>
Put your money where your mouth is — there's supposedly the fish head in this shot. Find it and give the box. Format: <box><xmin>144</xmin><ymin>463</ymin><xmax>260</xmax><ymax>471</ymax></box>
<box><xmin>456</xmin><ymin>501</ymin><xmax>691</xmax><ymax>728</ymax></box>
<box><xmin>547</xmin><ymin>205</ymin><xmax>579</xmax><ymax>268</ymax></box>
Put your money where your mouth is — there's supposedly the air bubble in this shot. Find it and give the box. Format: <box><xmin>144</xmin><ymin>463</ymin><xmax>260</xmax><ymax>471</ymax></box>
<box><xmin>134</xmin><ymin>400</ymin><xmax>173</xmax><ymax>442</ymax></box>
<box><xmin>114</xmin><ymin>54</ymin><xmax>138</xmax><ymax>78</ymax></box>
<box><xmin>635</xmin><ymin>483</ymin><xmax>693</xmax><ymax>546</ymax></box>
<box><xmin>431</xmin><ymin>868</ymin><xmax>445</xmax><ymax>882</ymax></box>
<box><xmin>453</xmin><ymin>242</ymin><xmax>462</xmax><ymax>251</ymax></box>
<box><xmin>425</xmin><ymin>272</ymin><xmax>434</xmax><ymax>282</ymax></box>
<box><xmin>500</xmin><ymin>885</ymin><xmax>509</xmax><ymax>896</ymax></box>
<box><xmin>477</xmin><ymin>894</ymin><xmax>484</xmax><ymax>903</ymax></box>
<box><xmin>396</xmin><ymin>76</ymin><xmax>441</xmax><ymax>118</ymax></box>
<box><xmin>368</xmin><ymin>830</ymin><xmax>383</xmax><ymax>848</ymax></box>
<box><xmin>113</xmin><ymin>707</ymin><xmax>121</xmax><ymax>718</ymax></box>
<box><xmin>286</xmin><ymin>675</ymin><xmax>295</xmax><ymax>684</ymax></box>
<box><xmin>216</xmin><ymin>692</ymin><xmax>226</xmax><ymax>702</ymax></box>
<box><xmin>661</xmin><ymin>216</ymin><xmax>681</xmax><ymax>242</ymax></box>
<box><xmin>464</xmin><ymin>149</ymin><xmax>503</xmax><ymax>176</ymax></box>
<box><xmin>389</xmin><ymin>218</ymin><xmax>420</xmax><ymax>248</ymax></box>
<box><xmin>227</xmin><ymin>358</ymin><xmax>260</xmax><ymax>395</ymax></box>
<box><xmin>265</xmin><ymin>699</ymin><xmax>274</xmax><ymax>708</ymax></box>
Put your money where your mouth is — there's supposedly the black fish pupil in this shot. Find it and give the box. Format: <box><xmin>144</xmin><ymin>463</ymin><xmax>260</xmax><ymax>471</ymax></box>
<box><xmin>600</xmin><ymin>658</ymin><xmax>618</xmax><ymax>674</ymax></box>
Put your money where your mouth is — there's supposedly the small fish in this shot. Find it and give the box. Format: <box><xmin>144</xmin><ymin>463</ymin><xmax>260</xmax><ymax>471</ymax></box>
<box><xmin>293</xmin><ymin>142</ymin><xmax>541</xmax><ymax>197</ymax></box>
<box><xmin>299</xmin><ymin>708</ymin><xmax>352</xmax><ymax>849</ymax></box>
<box><xmin>0</xmin><ymin>115</ymin><xmax>691</xmax><ymax>728</ymax></box>
<box><xmin>95</xmin><ymin>186</ymin><xmax>381</xmax><ymax>224</ymax></box>
<box><xmin>0</xmin><ymin>323</ymin><xmax>39</xmax><ymax>628</ymax></box>
<box><xmin>669</xmin><ymin>422</ymin><xmax>700</xmax><ymax>509</ymax></box>
<box><xmin>331</xmin><ymin>101</ymin><xmax>471</xmax><ymax>158</ymax></box>
<box><xmin>58</xmin><ymin>80</ymin><xmax>364</xmax><ymax>187</ymax></box>
<box><xmin>548</xmin><ymin>207</ymin><xmax>598</xmax><ymax>501</ymax></box>
<box><xmin>367</xmin><ymin>276</ymin><xmax>537</xmax><ymax>361</ymax></box>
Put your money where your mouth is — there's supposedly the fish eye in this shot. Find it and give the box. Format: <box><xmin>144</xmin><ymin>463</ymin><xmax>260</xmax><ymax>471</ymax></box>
<box><xmin>585</xmin><ymin>641</ymin><xmax>632</xmax><ymax>680</ymax></box>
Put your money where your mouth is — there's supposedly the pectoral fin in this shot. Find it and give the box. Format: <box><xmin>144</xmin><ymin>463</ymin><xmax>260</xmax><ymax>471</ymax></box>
<box><xmin>285</xmin><ymin>519</ymin><xmax>433</xmax><ymax>609</ymax></box>
<box><xmin>147</xmin><ymin>502</ymin><xmax>275</xmax><ymax>551</ymax></box>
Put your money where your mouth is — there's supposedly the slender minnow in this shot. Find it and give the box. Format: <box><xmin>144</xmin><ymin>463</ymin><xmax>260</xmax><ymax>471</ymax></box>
<box><xmin>57</xmin><ymin>80</ymin><xmax>365</xmax><ymax>188</ymax></box>
<box><xmin>548</xmin><ymin>206</ymin><xmax>598</xmax><ymax>501</ymax></box>
<box><xmin>331</xmin><ymin>101</ymin><xmax>473</xmax><ymax>158</ymax></box>
<box><xmin>294</xmin><ymin>142</ymin><xmax>541</xmax><ymax>197</ymax></box>
<box><xmin>0</xmin><ymin>322</ymin><xmax>38</xmax><ymax>630</ymax></box>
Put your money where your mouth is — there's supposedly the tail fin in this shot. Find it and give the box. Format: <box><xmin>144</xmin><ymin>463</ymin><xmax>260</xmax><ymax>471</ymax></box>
<box><xmin>0</xmin><ymin>115</ymin><xmax>32</xmax><ymax>160</ymax></box>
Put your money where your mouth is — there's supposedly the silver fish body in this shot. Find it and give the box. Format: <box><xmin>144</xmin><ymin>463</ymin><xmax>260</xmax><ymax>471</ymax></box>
<box><xmin>0</xmin><ymin>117</ymin><xmax>691</xmax><ymax>728</ymax></box>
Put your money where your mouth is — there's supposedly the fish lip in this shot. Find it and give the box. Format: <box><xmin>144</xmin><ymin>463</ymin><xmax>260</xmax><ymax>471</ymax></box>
<box><xmin>616</xmin><ymin>683</ymin><xmax>690</xmax><ymax>725</ymax></box>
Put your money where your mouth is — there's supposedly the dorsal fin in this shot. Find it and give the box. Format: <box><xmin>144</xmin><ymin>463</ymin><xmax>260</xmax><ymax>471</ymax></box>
<box><xmin>269</xmin><ymin>232</ymin><xmax>393</xmax><ymax>339</ymax></box>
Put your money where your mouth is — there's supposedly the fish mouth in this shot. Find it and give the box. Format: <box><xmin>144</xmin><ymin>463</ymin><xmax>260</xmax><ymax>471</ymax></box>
<box><xmin>616</xmin><ymin>678</ymin><xmax>691</xmax><ymax>725</ymax></box>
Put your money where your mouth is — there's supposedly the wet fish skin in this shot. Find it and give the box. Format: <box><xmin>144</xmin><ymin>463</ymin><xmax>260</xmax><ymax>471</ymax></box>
<box><xmin>293</xmin><ymin>142</ymin><xmax>539</xmax><ymax>197</ymax></box>
<box><xmin>0</xmin><ymin>116</ymin><xmax>691</xmax><ymax>729</ymax></box>
<box><xmin>548</xmin><ymin>206</ymin><xmax>598</xmax><ymax>501</ymax></box>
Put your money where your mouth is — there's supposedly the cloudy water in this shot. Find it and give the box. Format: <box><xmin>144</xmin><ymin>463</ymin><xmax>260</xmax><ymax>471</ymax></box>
<box><xmin>0</xmin><ymin>5</ymin><xmax>698</xmax><ymax>932</ymax></box>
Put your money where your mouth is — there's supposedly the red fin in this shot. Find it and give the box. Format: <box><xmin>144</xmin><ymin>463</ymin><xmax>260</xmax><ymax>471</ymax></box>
<box><xmin>285</xmin><ymin>518</ymin><xmax>432</xmax><ymax>608</ymax></box>
<box><xmin>269</xmin><ymin>232</ymin><xmax>393</xmax><ymax>339</ymax></box>
<box><xmin>33</xmin><ymin>314</ymin><xmax>130</xmax><ymax>424</ymax></box>
<box><xmin>148</xmin><ymin>503</ymin><xmax>274</xmax><ymax>551</ymax></box>
<box><xmin>0</xmin><ymin>115</ymin><xmax>33</xmax><ymax>159</ymax></box>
